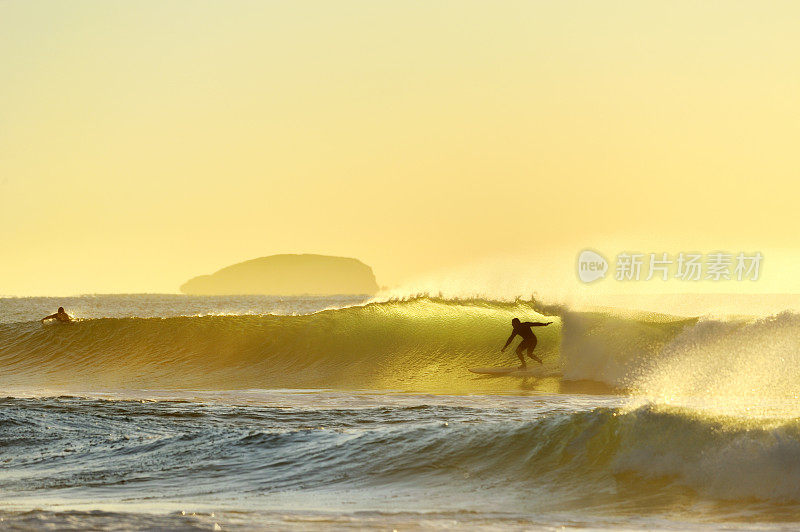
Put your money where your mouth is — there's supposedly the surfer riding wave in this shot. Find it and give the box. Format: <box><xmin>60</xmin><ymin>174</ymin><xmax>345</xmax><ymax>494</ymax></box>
<box><xmin>501</xmin><ymin>317</ymin><xmax>552</xmax><ymax>368</ymax></box>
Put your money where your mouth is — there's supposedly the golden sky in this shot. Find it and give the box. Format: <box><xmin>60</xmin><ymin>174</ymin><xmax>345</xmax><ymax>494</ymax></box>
<box><xmin>1</xmin><ymin>1</ymin><xmax>799</xmax><ymax>295</ymax></box>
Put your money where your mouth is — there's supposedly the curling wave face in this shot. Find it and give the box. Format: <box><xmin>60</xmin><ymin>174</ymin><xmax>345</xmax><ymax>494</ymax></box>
<box><xmin>4</xmin><ymin>297</ymin><xmax>800</xmax><ymax>405</ymax></box>
<box><xmin>0</xmin><ymin>298</ymin><xmax>562</xmax><ymax>392</ymax></box>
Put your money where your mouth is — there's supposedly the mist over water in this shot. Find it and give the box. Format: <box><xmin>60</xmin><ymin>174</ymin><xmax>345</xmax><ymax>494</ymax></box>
<box><xmin>2</xmin><ymin>294</ymin><xmax>800</xmax><ymax>529</ymax></box>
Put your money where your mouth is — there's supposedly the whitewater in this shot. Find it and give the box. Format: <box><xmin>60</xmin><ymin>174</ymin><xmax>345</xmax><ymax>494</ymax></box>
<box><xmin>2</xmin><ymin>294</ymin><xmax>800</xmax><ymax>530</ymax></box>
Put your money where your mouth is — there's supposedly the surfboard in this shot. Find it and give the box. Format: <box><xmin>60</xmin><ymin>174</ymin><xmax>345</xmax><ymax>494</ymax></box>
<box><xmin>468</xmin><ymin>366</ymin><xmax>561</xmax><ymax>378</ymax></box>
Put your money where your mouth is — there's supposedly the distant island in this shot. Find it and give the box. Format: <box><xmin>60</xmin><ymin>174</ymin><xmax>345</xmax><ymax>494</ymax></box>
<box><xmin>180</xmin><ymin>254</ymin><xmax>379</xmax><ymax>296</ymax></box>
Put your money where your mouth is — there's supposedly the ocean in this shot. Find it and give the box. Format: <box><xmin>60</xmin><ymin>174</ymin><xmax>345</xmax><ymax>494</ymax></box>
<box><xmin>1</xmin><ymin>294</ymin><xmax>800</xmax><ymax>530</ymax></box>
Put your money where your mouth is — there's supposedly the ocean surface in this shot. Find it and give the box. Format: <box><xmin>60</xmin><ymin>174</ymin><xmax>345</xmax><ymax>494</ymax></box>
<box><xmin>2</xmin><ymin>294</ymin><xmax>800</xmax><ymax>530</ymax></box>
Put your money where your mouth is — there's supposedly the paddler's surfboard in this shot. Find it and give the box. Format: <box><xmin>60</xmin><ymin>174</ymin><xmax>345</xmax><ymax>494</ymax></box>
<box><xmin>468</xmin><ymin>366</ymin><xmax>561</xmax><ymax>378</ymax></box>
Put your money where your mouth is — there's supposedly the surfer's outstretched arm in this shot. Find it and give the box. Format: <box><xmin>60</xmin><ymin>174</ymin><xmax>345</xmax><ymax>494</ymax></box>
<box><xmin>501</xmin><ymin>332</ymin><xmax>517</xmax><ymax>352</ymax></box>
<box><xmin>525</xmin><ymin>321</ymin><xmax>552</xmax><ymax>327</ymax></box>
<box><xmin>41</xmin><ymin>313</ymin><xmax>58</xmax><ymax>323</ymax></box>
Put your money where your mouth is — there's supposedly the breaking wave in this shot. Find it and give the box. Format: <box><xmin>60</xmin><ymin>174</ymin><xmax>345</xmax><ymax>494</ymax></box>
<box><xmin>0</xmin><ymin>298</ymin><xmax>560</xmax><ymax>392</ymax></box>
<box><xmin>3</xmin><ymin>396</ymin><xmax>800</xmax><ymax>514</ymax></box>
<box><xmin>2</xmin><ymin>296</ymin><xmax>800</xmax><ymax>407</ymax></box>
<box><xmin>4</xmin><ymin>295</ymin><xmax>800</xmax><ymax>519</ymax></box>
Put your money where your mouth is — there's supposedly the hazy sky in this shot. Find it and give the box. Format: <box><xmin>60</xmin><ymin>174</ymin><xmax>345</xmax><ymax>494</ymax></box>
<box><xmin>2</xmin><ymin>1</ymin><xmax>799</xmax><ymax>295</ymax></box>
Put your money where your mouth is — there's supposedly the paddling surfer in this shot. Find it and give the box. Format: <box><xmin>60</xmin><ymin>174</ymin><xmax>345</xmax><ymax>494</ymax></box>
<box><xmin>500</xmin><ymin>318</ymin><xmax>552</xmax><ymax>368</ymax></box>
<box><xmin>41</xmin><ymin>307</ymin><xmax>72</xmax><ymax>323</ymax></box>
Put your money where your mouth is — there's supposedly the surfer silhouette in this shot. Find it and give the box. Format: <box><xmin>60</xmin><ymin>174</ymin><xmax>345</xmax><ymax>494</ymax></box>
<box><xmin>501</xmin><ymin>318</ymin><xmax>552</xmax><ymax>368</ymax></box>
<box><xmin>41</xmin><ymin>307</ymin><xmax>72</xmax><ymax>323</ymax></box>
